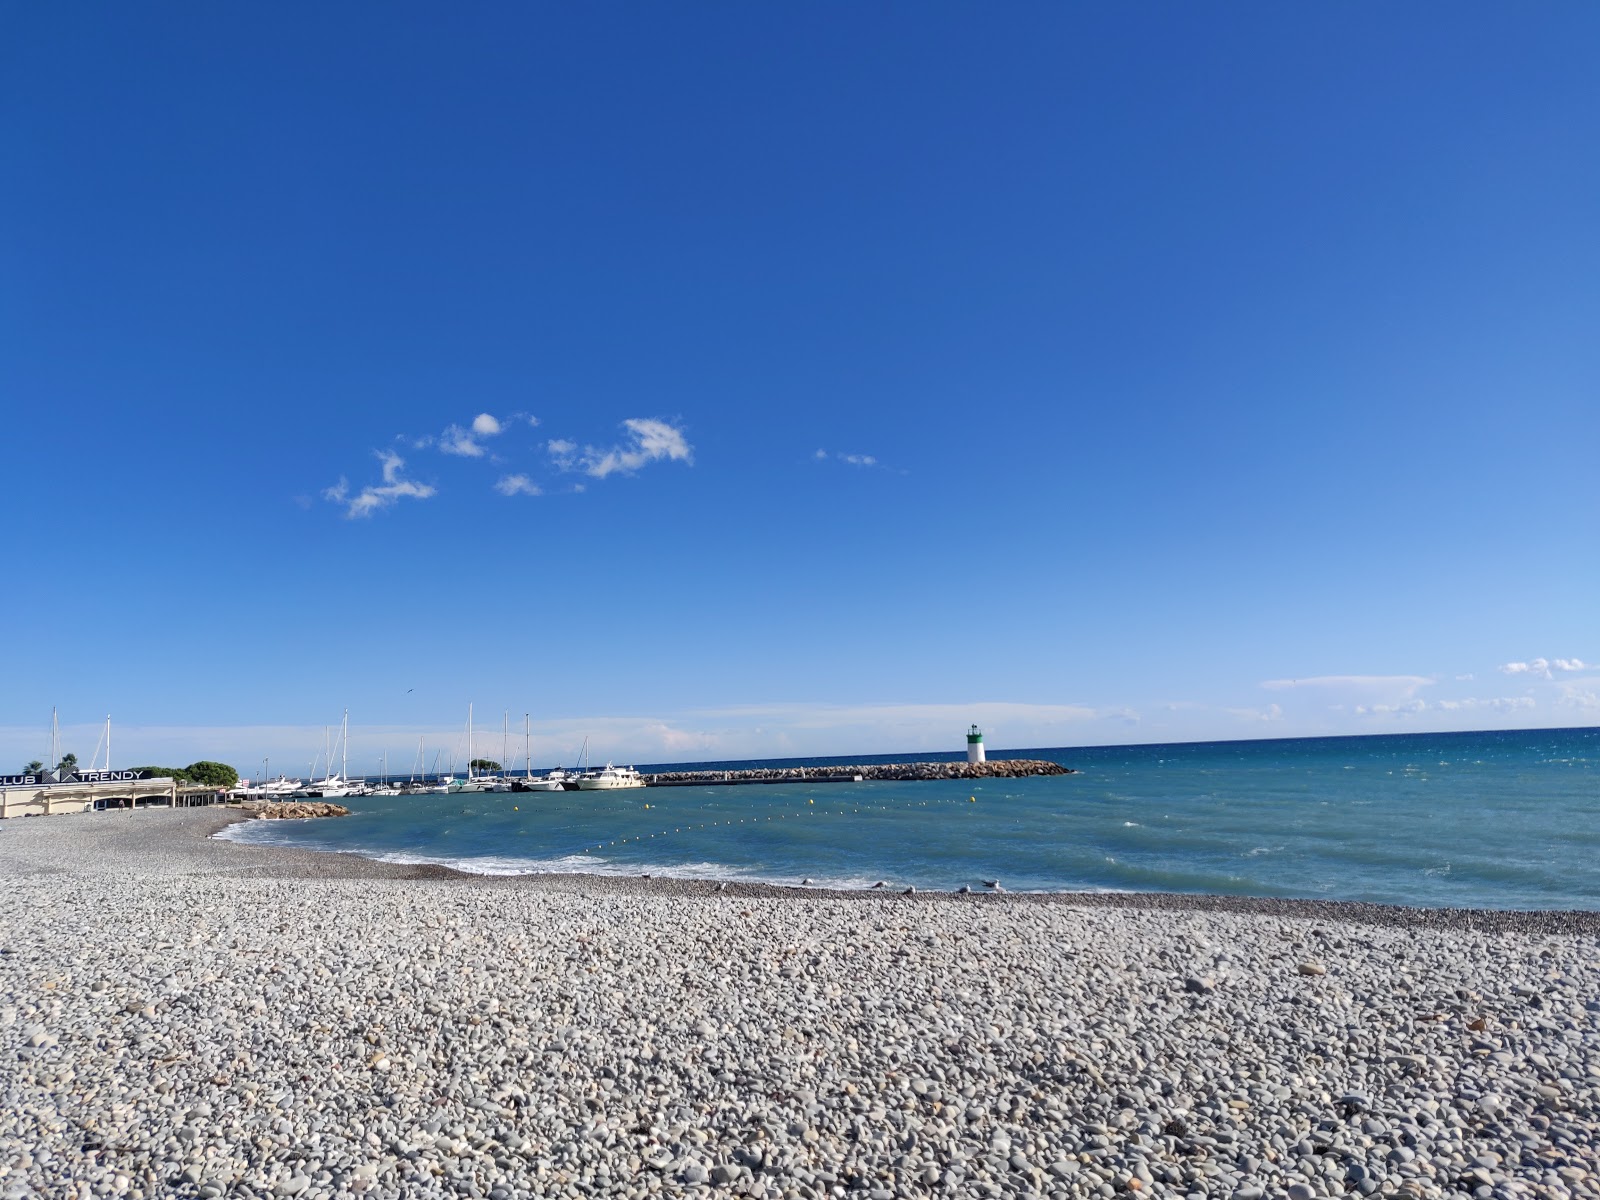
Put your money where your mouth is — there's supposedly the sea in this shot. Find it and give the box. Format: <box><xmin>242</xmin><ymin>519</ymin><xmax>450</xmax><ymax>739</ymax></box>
<box><xmin>218</xmin><ymin>726</ymin><xmax>1600</xmax><ymax>910</ymax></box>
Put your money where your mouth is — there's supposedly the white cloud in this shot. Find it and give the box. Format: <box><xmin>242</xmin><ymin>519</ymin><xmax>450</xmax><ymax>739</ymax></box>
<box><xmin>1261</xmin><ymin>675</ymin><xmax>1433</xmax><ymax>694</ymax></box>
<box><xmin>494</xmin><ymin>474</ymin><xmax>541</xmax><ymax>497</ymax></box>
<box><xmin>814</xmin><ymin>449</ymin><xmax>881</xmax><ymax>467</ymax></box>
<box><xmin>1500</xmin><ymin>657</ymin><xmax>1587</xmax><ymax>679</ymax></box>
<box><xmin>440</xmin><ymin>424</ymin><xmax>485</xmax><ymax>457</ymax></box>
<box><xmin>1226</xmin><ymin>703</ymin><xmax>1284</xmax><ymax>722</ymax></box>
<box><xmin>325</xmin><ymin>451</ymin><xmax>436</xmax><ymax>519</ymax></box>
<box><xmin>1353</xmin><ymin>700</ymin><xmax>1429</xmax><ymax>716</ymax></box>
<box><xmin>554</xmin><ymin>418</ymin><xmax>693</xmax><ymax>480</ymax></box>
<box><xmin>1435</xmin><ymin>697</ymin><xmax>1538</xmax><ymax>714</ymax></box>
<box><xmin>546</xmin><ymin>438</ymin><xmax>578</xmax><ymax>470</ymax></box>
<box><xmin>1558</xmin><ymin>685</ymin><xmax>1600</xmax><ymax>713</ymax></box>
<box><xmin>440</xmin><ymin>413</ymin><xmax>507</xmax><ymax>458</ymax></box>
<box><xmin>526</xmin><ymin>415</ymin><xmax>541</xmax><ymax>428</ymax></box>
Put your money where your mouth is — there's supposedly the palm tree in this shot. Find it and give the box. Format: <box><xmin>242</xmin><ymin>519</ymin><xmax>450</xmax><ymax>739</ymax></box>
<box><xmin>57</xmin><ymin>753</ymin><xmax>78</xmax><ymax>776</ymax></box>
<box><xmin>23</xmin><ymin>760</ymin><xmax>43</xmax><ymax>775</ymax></box>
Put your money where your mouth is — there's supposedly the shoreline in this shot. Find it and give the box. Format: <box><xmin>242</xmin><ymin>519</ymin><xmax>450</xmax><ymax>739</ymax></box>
<box><xmin>4</xmin><ymin>805</ymin><xmax>1598</xmax><ymax>1199</ymax></box>
<box><xmin>36</xmin><ymin>804</ymin><xmax>1600</xmax><ymax>934</ymax></box>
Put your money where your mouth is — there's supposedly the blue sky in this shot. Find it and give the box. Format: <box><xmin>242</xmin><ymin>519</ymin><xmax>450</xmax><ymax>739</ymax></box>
<box><xmin>3</xmin><ymin>4</ymin><xmax>1596</xmax><ymax>773</ymax></box>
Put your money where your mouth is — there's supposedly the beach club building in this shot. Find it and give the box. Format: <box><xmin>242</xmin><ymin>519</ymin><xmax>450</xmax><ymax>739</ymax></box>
<box><xmin>0</xmin><ymin>769</ymin><xmax>228</xmax><ymax>819</ymax></box>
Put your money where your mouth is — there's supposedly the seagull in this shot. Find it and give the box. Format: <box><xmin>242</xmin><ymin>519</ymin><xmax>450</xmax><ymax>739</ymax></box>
<box><xmin>801</xmin><ymin>877</ymin><xmax>813</xmax><ymax>886</ymax></box>
<box><xmin>902</xmin><ymin>886</ymin><xmax>916</xmax><ymax>896</ymax></box>
<box><xmin>406</xmin><ymin>688</ymin><xmax>413</xmax><ymax>693</ymax></box>
<box><xmin>957</xmin><ymin>885</ymin><xmax>972</xmax><ymax>895</ymax></box>
<box><xmin>872</xmin><ymin>881</ymin><xmax>887</xmax><ymax>889</ymax></box>
<box><xmin>982</xmin><ymin>880</ymin><xmax>1000</xmax><ymax>889</ymax></box>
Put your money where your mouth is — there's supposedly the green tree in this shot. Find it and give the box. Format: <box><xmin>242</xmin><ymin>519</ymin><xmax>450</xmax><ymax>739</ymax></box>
<box><xmin>185</xmin><ymin>761</ymin><xmax>239</xmax><ymax>789</ymax></box>
<box><xmin>23</xmin><ymin>760</ymin><xmax>43</xmax><ymax>775</ymax></box>
<box><xmin>470</xmin><ymin>758</ymin><xmax>502</xmax><ymax>772</ymax></box>
<box><xmin>57</xmin><ymin>753</ymin><xmax>77</xmax><ymax>776</ymax></box>
<box><xmin>128</xmin><ymin>766</ymin><xmax>195</xmax><ymax>783</ymax></box>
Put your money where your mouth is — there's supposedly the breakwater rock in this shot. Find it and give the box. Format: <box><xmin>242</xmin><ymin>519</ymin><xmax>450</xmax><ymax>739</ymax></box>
<box><xmin>644</xmin><ymin>759</ymin><xmax>1072</xmax><ymax>787</ymax></box>
<box><xmin>254</xmin><ymin>801</ymin><xmax>351</xmax><ymax>819</ymax></box>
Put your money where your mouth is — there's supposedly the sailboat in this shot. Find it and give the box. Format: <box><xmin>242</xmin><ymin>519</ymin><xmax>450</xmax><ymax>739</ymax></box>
<box><xmin>302</xmin><ymin>711</ymin><xmax>360</xmax><ymax>797</ymax></box>
<box><xmin>455</xmin><ymin>703</ymin><xmax>496</xmax><ymax>793</ymax></box>
<box><xmin>370</xmin><ymin>751</ymin><xmax>401</xmax><ymax>796</ymax></box>
<box><xmin>405</xmin><ymin>736</ymin><xmax>450</xmax><ymax>794</ymax></box>
<box><xmin>519</xmin><ymin>719</ymin><xmax>573</xmax><ymax>791</ymax></box>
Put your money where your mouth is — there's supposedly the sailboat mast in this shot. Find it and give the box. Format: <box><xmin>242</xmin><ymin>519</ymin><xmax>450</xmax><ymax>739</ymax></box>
<box><xmin>502</xmin><ymin>711</ymin><xmax>508</xmax><ymax>778</ymax></box>
<box><xmin>106</xmin><ymin>715</ymin><xmax>111</xmax><ymax>771</ymax></box>
<box><xmin>342</xmin><ymin>709</ymin><xmax>349</xmax><ymax>782</ymax></box>
<box><xmin>51</xmin><ymin>707</ymin><xmax>59</xmax><ymax>775</ymax></box>
<box><xmin>525</xmin><ymin>714</ymin><xmax>531</xmax><ymax>779</ymax></box>
<box><xmin>468</xmin><ymin>703</ymin><xmax>474</xmax><ymax>780</ymax></box>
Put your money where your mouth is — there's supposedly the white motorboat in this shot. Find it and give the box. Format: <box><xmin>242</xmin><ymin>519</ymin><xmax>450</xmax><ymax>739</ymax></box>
<box><xmin>300</xmin><ymin>775</ymin><xmax>352</xmax><ymax>798</ymax></box>
<box><xmin>519</xmin><ymin>768</ymin><xmax>573</xmax><ymax>792</ymax></box>
<box><xmin>575</xmin><ymin>763</ymin><xmax>646</xmax><ymax>790</ymax></box>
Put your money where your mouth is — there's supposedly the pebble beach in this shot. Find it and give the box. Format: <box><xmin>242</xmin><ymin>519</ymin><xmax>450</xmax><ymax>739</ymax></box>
<box><xmin>2</xmin><ymin>809</ymin><xmax>1598</xmax><ymax>1200</ymax></box>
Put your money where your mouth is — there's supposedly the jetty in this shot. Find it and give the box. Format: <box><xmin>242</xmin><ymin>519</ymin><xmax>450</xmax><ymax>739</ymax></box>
<box><xmin>642</xmin><ymin>759</ymin><xmax>1071</xmax><ymax>788</ymax></box>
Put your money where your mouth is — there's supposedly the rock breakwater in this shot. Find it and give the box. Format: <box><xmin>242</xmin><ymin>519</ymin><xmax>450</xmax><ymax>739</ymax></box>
<box><xmin>645</xmin><ymin>758</ymin><xmax>1071</xmax><ymax>787</ymax></box>
<box><xmin>253</xmin><ymin>800</ymin><xmax>351</xmax><ymax>819</ymax></box>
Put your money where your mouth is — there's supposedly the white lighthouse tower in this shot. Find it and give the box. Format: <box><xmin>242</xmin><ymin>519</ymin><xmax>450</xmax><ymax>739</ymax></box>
<box><xmin>966</xmin><ymin>724</ymin><xmax>986</xmax><ymax>764</ymax></box>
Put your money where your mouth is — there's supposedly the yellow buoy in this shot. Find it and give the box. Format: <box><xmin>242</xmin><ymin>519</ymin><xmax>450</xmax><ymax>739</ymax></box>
<box><xmin>970</xmin><ymin>796</ymin><xmax>976</xmax><ymax>802</ymax></box>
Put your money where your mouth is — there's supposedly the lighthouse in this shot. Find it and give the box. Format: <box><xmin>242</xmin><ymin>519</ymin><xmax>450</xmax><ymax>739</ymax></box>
<box><xmin>966</xmin><ymin>724</ymin><xmax>986</xmax><ymax>764</ymax></box>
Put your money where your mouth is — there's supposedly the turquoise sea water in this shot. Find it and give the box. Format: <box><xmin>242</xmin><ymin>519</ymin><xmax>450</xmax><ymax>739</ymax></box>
<box><xmin>219</xmin><ymin>727</ymin><xmax>1600</xmax><ymax>909</ymax></box>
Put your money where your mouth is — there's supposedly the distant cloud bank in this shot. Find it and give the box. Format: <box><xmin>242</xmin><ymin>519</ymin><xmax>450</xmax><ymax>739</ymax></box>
<box><xmin>1501</xmin><ymin>657</ymin><xmax>1588</xmax><ymax>679</ymax></box>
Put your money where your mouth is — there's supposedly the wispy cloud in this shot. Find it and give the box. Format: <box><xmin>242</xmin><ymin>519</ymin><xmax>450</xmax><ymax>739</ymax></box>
<box><xmin>814</xmin><ymin>448</ymin><xmax>879</xmax><ymax>467</ymax></box>
<box><xmin>1501</xmin><ymin>657</ymin><xmax>1589</xmax><ymax>679</ymax></box>
<box><xmin>1261</xmin><ymin>675</ymin><xmax>1433</xmax><ymax>694</ymax></box>
<box><xmin>1226</xmin><ymin>703</ymin><xmax>1285</xmax><ymax>722</ymax></box>
<box><xmin>323</xmin><ymin>451</ymin><xmax>436</xmax><ymax>519</ymax></box>
<box><xmin>440</xmin><ymin>412</ymin><xmax>506</xmax><ymax>458</ymax></box>
<box><xmin>548</xmin><ymin>418</ymin><xmax>694</xmax><ymax>480</ymax></box>
<box><xmin>1557</xmin><ymin>683</ymin><xmax>1600</xmax><ymax>714</ymax></box>
<box><xmin>1433</xmin><ymin>696</ymin><xmax>1537</xmax><ymax>714</ymax></box>
<box><xmin>1354</xmin><ymin>700</ymin><xmax>1429</xmax><ymax>716</ymax></box>
<box><xmin>494</xmin><ymin>474</ymin><xmax>541</xmax><ymax>497</ymax></box>
<box><xmin>547</xmin><ymin>438</ymin><xmax>578</xmax><ymax>469</ymax></box>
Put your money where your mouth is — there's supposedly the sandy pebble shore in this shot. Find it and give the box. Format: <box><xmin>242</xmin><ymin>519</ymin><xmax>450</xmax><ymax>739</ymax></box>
<box><xmin>3</xmin><ymin>808</ymin><xmax>1598</xmax><ymax>1200</ymax></box>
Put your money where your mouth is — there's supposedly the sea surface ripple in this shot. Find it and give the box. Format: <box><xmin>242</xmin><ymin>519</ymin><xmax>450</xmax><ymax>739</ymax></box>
<box><xmin>218</xmin><ymin>726</ymin><xmax>1600</xmax><ymax>909</ymax></box>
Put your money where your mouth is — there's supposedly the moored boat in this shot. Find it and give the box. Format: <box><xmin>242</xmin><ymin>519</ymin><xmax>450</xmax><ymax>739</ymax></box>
<box><xmin>575</xmin><ymin>763</ymin><xmax>646</xmax><ymax>790</ymax></box>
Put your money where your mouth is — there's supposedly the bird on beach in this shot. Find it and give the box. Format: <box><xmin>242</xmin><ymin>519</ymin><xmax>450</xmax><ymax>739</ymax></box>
<box><xmin>872</xmin><ymin>880</ymin><xmax>887</xmax><ymax>889</ymax></box>
<box><xmin>983</xmin><ymin>879</ymin><xmax>1000</xmax><ymax>889</ymax></box>
<box><xmin>957</xmin><ymin>885</ymin><xmax>972</xmax><ymax>894</ymax></box>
